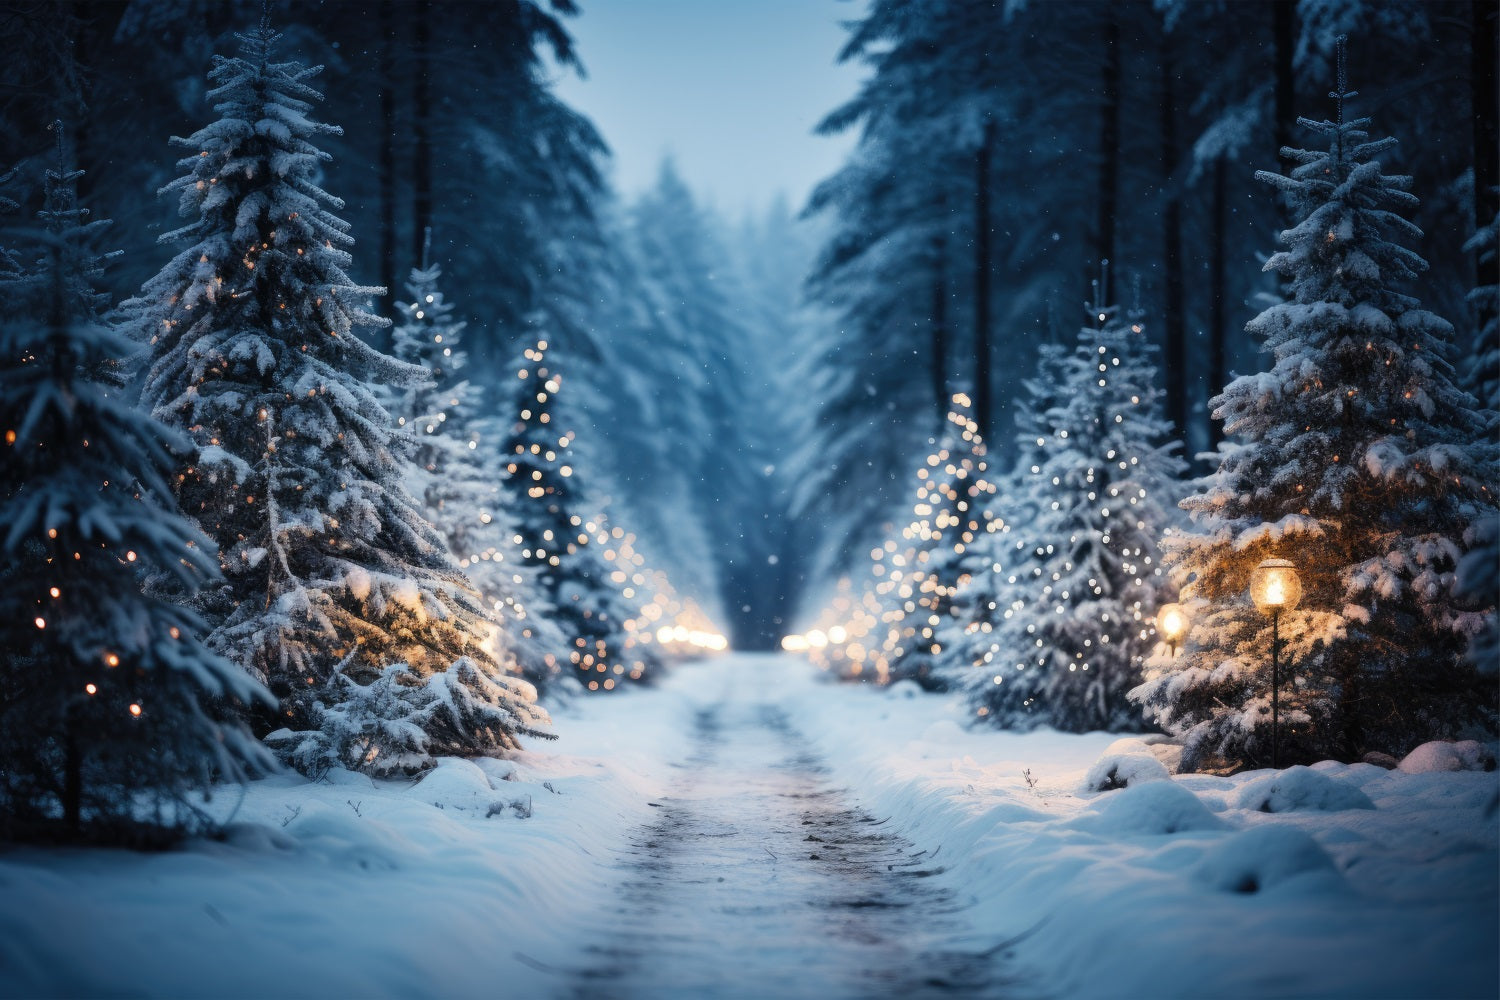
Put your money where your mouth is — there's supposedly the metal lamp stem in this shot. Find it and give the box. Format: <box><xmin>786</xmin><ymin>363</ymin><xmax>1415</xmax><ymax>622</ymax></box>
<box><xmin>1271</xmin><ymin>607</ymin><xmax>1281</xmax><ymax>770</ymax></box>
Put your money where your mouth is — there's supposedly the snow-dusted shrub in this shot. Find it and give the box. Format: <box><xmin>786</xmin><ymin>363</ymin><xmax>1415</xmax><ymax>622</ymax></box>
<box><xmin>1082</xmin><ymin>738</ymin><xmax>1172</xmax><ymax>792</ymax></box>
<box><xmin>1068</xmin><ymin>780</ymin><xmax>1225</xmax><ymax>836</ymax></box>
<box><xmin>1192</xmin><ymin>826</ymin><xmax>1338</xmax><ymax>894</ymax></box>
<box><xmin>1397</xmin><ymin>740</ymin><xmax>1497</xmax><ymax>774</ymax></box>
<box><xmin>1235</xmin><ymin>765</ymin><xmax>1376</xmax><ymax>813</ymax></box>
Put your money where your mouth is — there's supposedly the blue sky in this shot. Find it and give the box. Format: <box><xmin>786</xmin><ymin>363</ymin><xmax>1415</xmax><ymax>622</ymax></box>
<box><xmin>551</xmin><ymin>0</ymin><xmax>864</xmax><ymax>216</ymax></box>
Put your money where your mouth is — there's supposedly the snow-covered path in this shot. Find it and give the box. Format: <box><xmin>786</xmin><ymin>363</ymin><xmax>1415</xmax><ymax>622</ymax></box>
<box><xmin>568</xmin><ymin>666</ymin><xmax>990</xmax><ymax>998</ymax></box>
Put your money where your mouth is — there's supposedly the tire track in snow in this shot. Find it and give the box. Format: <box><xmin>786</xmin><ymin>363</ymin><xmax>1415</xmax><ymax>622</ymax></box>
<box><xmin>562</xmin><ymin>668</ymin><xmax>1006</xmax><ymax>999</ymax></box>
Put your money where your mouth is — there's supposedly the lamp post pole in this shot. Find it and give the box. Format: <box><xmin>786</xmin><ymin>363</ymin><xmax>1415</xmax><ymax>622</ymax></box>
<box><xmin>1251</xmin><ymin>557</ymin><xmax>1300</xmax><ymax>771</ymax></box>
<box><xmin>1271</xmin><ymin>606</ymin><xmax>1281</xmax><ymax>770</ymax></box>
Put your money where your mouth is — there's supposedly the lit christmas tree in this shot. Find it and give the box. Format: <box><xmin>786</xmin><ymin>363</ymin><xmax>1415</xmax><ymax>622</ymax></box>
<box><xmin>499</xmin><ymin>337</ymin><xmax>652</xmax><ymax>691</ymax></box>
<box><xmin>936</xmin><ymin>339</ymin><xmax>1068</xmax><ymax>706</ymax></box>
<box><xmin>1131</xmin><ymin>41</ymin><xmax>1498</xmax><ymax>767</ymax></box>
<box><xmin>0</xmin><ymin>129</ymin><xmax>271</xmax><ymax>840</ymax></box>
<box><xmin>385</xmin><ymin>235</ymin><xmax>562</xmax><ymax>687</ymax></box>
<box><xmin>972</xmin><ymin>283</ymin><xmax>1185</xmax><ymax>732</ymax></box>
<box><xmin>785</xmin><ymin>575</ymin><xmax>885</xmax><ymax>679</ymax></box>
<box><xmin>125</xmin><ymin>21</ymin><xmax>549</xmax><ymax>772</ymax></box>
<box><xmin>871</xmin><ymin>392</ymin><xmax>999</xmax><ymax>687</ymax></box>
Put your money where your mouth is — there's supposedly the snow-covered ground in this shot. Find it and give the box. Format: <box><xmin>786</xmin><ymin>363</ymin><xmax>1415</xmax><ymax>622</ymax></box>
<box><xmin>0</xmin><ymin>654</ymin><xmax>1494</xmax><ymax>998</ymax></box>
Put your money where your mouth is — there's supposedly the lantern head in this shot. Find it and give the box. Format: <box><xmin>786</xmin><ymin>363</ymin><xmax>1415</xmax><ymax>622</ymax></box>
<box><xmin>1250</xmin><ymin>558</ymin><xmax>1302</xmax><ymax>615</ymax></box>
<box><xmin>1156</xmin><ymin>602</ymin><xmax>1188</xmax><ymax>649</ymax></box>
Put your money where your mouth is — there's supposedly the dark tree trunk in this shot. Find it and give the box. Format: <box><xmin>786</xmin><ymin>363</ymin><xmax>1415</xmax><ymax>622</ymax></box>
<box><xmin>1474</xmin><ymin>1</ymin><xmax>1498</xmax><ymax>245</ymax></box>
<box><xmin>930</xmin><ymin>231</ymin><xmax>948</xmax><ymax>426</ymax></box>
<box><xmin>1272</xmin><ymin>0</ymin><xmax>1297</xmax><ymax>229</ymax></box>
<box><xmin>1159</xmin><ymin>21</ymin><xmax>1187</xmax><ymax>441</ymax></box>
<box><xmin>1209</xmin><ymin>156</ymin><xmax>1229</xmax><ymax>453</ymax></box>
<box><xmin>1097</xmin><ymin>12</ymin><xmax>1121</xmax><ymax>304</ymax></box>
<box><xmin>378</xmin><ymin>1</ymin><xmax>398</xmax><ymax>323</ymax></box>
<box><xmin>1272</xmin><ymin>1</ymin><xmax>1295</xmax><ymax>160</ymax></box>
<box><xmin>973</xmin><ymin>118</ymin><xmax>996</xmax><ymax>444</ymax></box>
<box><xmin>62</xmin><ymin>727</ymin><xmax>81</xmax><ymax>832</ymax></box>
<box><xmin>411</xmin><ymin>0</ymin><xmax>433</xmax><ymax>267</ymax></box>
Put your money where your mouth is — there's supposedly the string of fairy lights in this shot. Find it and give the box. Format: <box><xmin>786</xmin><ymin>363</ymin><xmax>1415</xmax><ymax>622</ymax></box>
<box><xmin>504</xmin><ymin>338</ymin><xmax>729</xmax><ymax>692</ymax></box>
<box><xmin>784</xmin><ymin>393</ymin><xmax>1002</xmax><ymax>682</ymax></box>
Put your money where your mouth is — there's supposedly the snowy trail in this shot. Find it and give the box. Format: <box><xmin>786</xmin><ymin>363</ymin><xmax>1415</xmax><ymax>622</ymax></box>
<box><xmin>565</xmin><ymin>662</ymin><xmax>998</xmax><ymax>999</ymax></box>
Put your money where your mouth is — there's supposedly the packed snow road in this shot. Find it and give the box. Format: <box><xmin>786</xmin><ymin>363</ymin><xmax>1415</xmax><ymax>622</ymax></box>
<box><xmin>565</xmin><ymin>665</ymin><xmax>997</xmax><ymax>998</ymax></box>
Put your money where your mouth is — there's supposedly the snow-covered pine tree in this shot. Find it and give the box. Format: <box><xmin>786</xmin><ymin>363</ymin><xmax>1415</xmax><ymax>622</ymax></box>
<box><xmin>124</xmin><ymin>22</ymin><xmax>548</xmax><ymax>773</ymax></box>
<box><xmin>873</xmin><ymin>393</ymin><xmax>998</xmax><ymax>688</ymax></box>
<box><xmin>1131</xmin><ymin>41</ymin><xmax>1498</xmax><ymax>768</ymax></box>
<box><xmin>973</xmin><ymin>283</ymin><xmax>1184</xmax><ymax>732</ymax></box>
<box><xmin>0</xmin><ymin>129</ymin><xmax>272</xmax><ymax>840</ymax></box>
<box><xmin>1456</xmin><ymin>205</ymin><xmax>1499</xmax><ymax>674</ymax></box>
<box><xmin>499</xmin><ymin>336</ymin><xmax>650</xmax><ymax>691</ymax></box>
<box><xmin>385</xmin><ymin>236</ymin><xmax>562</xmax><ymax>689</ymax></box>
<box><xmin>938</xmin><ymin>338</ymin><xmax>1068</xmax><ymax>708</ymax></box>
<box><xmin>1464</xmin><ymin>204</ymin><xmax>1498</xmax><ymax>412</ymax></box>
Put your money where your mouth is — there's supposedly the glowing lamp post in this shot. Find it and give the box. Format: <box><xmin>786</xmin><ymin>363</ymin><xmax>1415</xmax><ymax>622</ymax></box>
<box><xmin>1156</xmin><ymin>602</ymin><xmax>1188</xmax><ymax>654</ymax></box>
<box><xmin>1249</xmin><ymin>557</ymin><xmax>1302</xmax><ymax>769</ymax></box>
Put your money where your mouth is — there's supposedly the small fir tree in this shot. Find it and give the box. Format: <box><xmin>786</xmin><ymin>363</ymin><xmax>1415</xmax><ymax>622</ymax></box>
<box><xmin>125</xmin><ymin>22</ymin><xmax>548</xmax><ymax>771</ymax></box>
<box><xmin>937</xmin><ymin>339</ymin><xmax>1069</xmax><ymax>711</ymax></box>
<box><xmin>0</xmin><ymin>130</ymin><xmax>272</xmax><ymax>840</ymax></box>
<box><xmin>971</xmin><ymin>285</ymin><xmax>1184</xmax><ymax>732</ymax></box>
<box><xmin>872</xmin><ymin>393</ymin><xmax>998</xmax><ymax>687</ymax></box>
<box><xmin>499</xmin><ymin>336</ymin><xmax>650</xmax><ymax>691</ymax></box>
<box><xmin>1131</xmin><ymin>41</ymin><xmax>1498</xmax><ymax>768</ymax></box>
<box><xmin>385</xmin><ymin>238</ymin><xmax>562</xmax><ymax>687</ymax></box>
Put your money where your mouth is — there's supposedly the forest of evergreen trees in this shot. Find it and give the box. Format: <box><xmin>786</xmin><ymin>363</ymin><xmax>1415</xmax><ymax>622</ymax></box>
<box><xmin>0</xmin><ymin>1</ymin><xmax>1495</xmax><ymax>838</ymax></box>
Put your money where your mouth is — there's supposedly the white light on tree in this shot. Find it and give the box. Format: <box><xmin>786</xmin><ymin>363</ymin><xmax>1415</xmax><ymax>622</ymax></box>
<box><xmin>1155</xmin><ymin>602</ymin><xmax>1188</xmax><ymax>653</ymax></box>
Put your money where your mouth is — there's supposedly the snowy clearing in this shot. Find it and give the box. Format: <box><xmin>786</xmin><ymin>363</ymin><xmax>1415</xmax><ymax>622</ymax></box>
<box><xmin>1</xmin><ymin>654</ymin><xmax>1495</xmax><ymax>999</ymax></box>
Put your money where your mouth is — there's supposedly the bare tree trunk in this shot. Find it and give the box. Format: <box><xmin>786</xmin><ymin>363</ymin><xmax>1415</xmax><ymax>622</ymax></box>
<box><xmin>1209</xmin><ymin>156</ymin><xmax>1229</xmax><ymax>453</ymax></box>
<box><xmin>411</xmin><ymin>0</ymin><xmax>433</xmax><ymax>267</ymax></box>
<box><xmin>63</xmin><ymin>727</ymin><xmax>81</xmax><ymax>833</ymax></box>
<box><xmin>930</xmin><ymin>231</ymin><xmax>948</xmax><ymax>426</ymax></box>
<box><xmin>1474</xmin><ymin>1</ymin><xmax>1498</xmax><ymax>242</ymax></box>
<box><xmin>1159</xmin><ymin>20</ymin><xmax>1187</xmax><ymax>441</ymax></box>
<box><xmin>379</xmin><ymin>1</ymin><xmax>398</xmax><ymax>323</ymax></box>
<box><xmin>1096</xmin><ymin>11</ymin><xmax>1121</xmax><ymax>305</ymax></box>
<box><xmin>973</xmin><ymin>118</ymin><xmax>996</xmax><ymax>444</ymax></box>
<box><xmin>1272</xmin><ymin>1</ymin><xmax>1295</xmax><ymax>160</ymax></box>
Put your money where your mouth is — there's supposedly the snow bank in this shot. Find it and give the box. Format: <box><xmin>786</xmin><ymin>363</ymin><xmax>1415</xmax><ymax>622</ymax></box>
<box><xmin>0</xmin><ymin>667</ymin><xmax>704</xmax><ymax>999</ymax></box>
<box><xmin>777</xmin><ymin>655</ymin><xmax>1499</xmax><ymax>999</ymax></box>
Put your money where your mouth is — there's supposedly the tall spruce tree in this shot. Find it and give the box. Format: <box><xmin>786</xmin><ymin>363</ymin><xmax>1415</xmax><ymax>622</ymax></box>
<box><xmin>499</xmin><ymin>336</ymin><xmax>651</xmax><ymax>691</ymax></box>
<box><xmin>1131</xmin><ymin>42</ymin><xmax>1498</xmax><ymax>767</ymax></box>
<box><xmin>125</xmin><ymin>22</ymin><xmax>548</xmax><ymax>773</ymax></box>
<box><xmin>0</xmin><ymin>130</ymin><xmax>271</xmax><ymax>839</ymax></box>
<box><xmin>385</xmin><ymin>237</ymin><xmax>562</xmax><ymax>688</ymax></box>
<box><xmin>969</xmin><ymin>284</ymin><xmax>1184</xmax><ymax>732</ymax></box>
